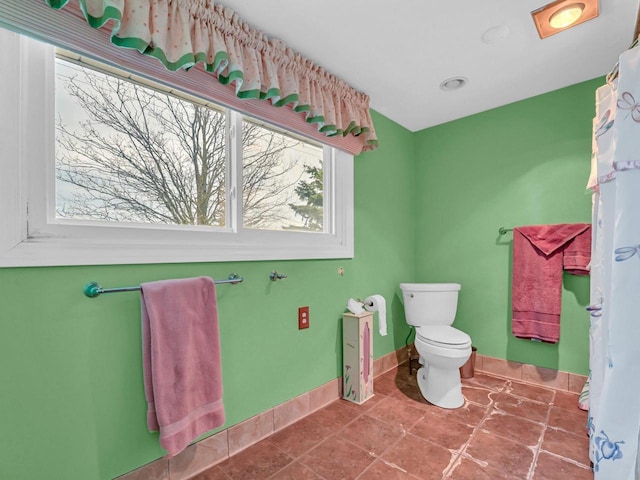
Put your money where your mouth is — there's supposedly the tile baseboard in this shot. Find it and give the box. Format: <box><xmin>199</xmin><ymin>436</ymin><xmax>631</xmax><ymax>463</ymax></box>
<box><xmin>116</xmin><ymin>348</ymin><xmax>584</xmax><ymax>479</ymax></box>
<box><xmin>476</xmin><ymin>354</ymin><xmax>588</xmax><ymax>394</ymax></box>
<box><xmin>116</xmin><ymin>349</ymin><xmax>403</xmax><ymax>480</ymax></box>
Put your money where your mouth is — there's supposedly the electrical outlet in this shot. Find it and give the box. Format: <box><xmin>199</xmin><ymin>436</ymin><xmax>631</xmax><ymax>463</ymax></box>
<box><xmin>298</xmin><ymin>306</ymin><xmax>309</xmax><ymax>329</ymax></box>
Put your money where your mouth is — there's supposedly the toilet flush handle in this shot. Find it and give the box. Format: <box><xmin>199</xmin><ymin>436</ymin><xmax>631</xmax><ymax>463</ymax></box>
<box><xmin>409</xmin><ymin>293</ymin><xmax>414</xmax><ymax>298</ymax></box>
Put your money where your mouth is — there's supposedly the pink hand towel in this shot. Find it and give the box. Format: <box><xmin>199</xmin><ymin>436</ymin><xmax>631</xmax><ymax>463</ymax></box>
<box><xmin>141</xmin><ymin>276</ymin><xmax>225</xmax><ymax>457</ymax></box>
<box><xmin>563</xmin><ymin>227</ymin><xmax>592</xmax><ymax>275</ymax></box>
<box><xmin>512</xmin><ymin>224</ymin><xmax>590</xmax><ymax>343</ymax></box>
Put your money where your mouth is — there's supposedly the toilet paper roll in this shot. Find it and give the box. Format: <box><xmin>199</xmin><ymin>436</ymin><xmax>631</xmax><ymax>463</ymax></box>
<box><xmin>346</xmin><ymin>298</ymin><xmax>365</xmax><ymax>315</ymax></box>
<box><xmin>364</xmin><ymin>294</ymin><xmax>387</xmax><ymax>336</ymax></box>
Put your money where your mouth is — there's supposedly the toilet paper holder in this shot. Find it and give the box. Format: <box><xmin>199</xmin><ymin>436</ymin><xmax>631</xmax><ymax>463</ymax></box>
<box><xmin>357</xmin><ymin>298</ymin><xmax>374</xmax><ymax>307</ymax></box>
<box><xmin>359</xmin><ymin>294</ymin><xmax>387</xmax><ymax>337</ymax></box>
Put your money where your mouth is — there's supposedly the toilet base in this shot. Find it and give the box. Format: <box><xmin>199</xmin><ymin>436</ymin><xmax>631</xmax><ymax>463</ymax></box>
<box><xmin>417</xmin><ymin>365</ymin><xmax>464</xmax><ymax>409</ymax></box>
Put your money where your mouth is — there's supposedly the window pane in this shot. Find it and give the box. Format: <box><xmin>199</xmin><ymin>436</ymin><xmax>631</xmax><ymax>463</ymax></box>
<box><xmin>242</xmin><ymin>119</ymin><xmax>324</xmax><ymax>231</ymax></box>
<box><xmin>54</xmin><ymin>56</ymin><xmax>227</xmax><ymax>227</ymax></box>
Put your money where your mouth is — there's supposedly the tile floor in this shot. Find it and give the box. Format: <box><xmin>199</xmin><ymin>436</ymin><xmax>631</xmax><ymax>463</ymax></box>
<box><xmin>191</xmin><ymin>367</ymin><xmax>593</xmax><ymax>480</ymax></box>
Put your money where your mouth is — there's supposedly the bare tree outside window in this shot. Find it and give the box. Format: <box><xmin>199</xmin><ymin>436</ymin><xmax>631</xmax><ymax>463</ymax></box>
<box><xmin>242</xmin><ymin>120</ymin><xmax>323</xmax><ymax>231</ymax></box>
<box><xmin>54</xmin><ymin>56</ymin><xmax>323</xmax><ymax>231</ymax></box>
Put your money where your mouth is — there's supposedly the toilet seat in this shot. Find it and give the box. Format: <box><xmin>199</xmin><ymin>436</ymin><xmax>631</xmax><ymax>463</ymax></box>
<box><xmin>416</xmin><ymin>325</ymin><xmax>471</xmax><ymax>349</ymax></box>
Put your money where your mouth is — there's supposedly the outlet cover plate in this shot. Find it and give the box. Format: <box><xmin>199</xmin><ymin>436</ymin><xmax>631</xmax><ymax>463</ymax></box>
<box><xmin>298</xmin><ymin>306</ymin><xmax>309</xmax><ymax>329</ymax></box>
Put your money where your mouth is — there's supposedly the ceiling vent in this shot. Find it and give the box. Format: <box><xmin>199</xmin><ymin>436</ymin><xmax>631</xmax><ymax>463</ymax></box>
<box><xmin>439</xmin><ymin>77</ymin><xmax>468</xmax><ymax>91</ymax></box>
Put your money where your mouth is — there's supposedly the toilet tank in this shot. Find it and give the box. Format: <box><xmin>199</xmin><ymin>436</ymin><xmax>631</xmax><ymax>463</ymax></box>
<box><xmin>400</xmin><ymin>283</ymin><xmax>461</xmax><ymax>327</ymax></box>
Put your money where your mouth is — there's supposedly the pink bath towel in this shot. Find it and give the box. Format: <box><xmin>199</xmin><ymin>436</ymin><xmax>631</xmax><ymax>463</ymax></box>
<box><xmin>141</xmin><ymin>276</ymin><xmax>225</xmax><ymax>457</ymax></box>
<box><xmin>512</xmin><ymin>224</ymin><xmax>590</xmax><ymax>343</ymax></box>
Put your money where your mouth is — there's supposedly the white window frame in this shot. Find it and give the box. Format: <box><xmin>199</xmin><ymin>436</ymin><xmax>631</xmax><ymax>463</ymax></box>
<box><xmin>0</xmin><ymin>29</ymin><xmax>354</xmax><ymax>267</ymax></box>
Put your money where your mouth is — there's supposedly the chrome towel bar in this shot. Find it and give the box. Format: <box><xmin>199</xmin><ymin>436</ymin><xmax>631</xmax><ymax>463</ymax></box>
<box><xmin>83</xmin><ymin>273</ymin><xmax>243</xmax><ymax>298</ymax></box>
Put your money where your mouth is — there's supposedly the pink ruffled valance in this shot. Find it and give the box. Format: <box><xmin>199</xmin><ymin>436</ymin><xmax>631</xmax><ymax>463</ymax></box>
<box><xmin>45</xmin><ymin>0</ymin><xmax>378</xmax><ymax>152</ymax></box>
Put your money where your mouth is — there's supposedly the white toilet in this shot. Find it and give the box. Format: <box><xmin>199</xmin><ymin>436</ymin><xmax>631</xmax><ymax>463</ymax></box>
<box><xmin>400</xmin><ymin>283</ymin><xmax>472</xmax><ymax>409</ymax></box>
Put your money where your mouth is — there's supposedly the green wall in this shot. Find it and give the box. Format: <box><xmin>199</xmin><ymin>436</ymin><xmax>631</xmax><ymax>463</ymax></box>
<box><xmin>414</xmin><ymin>78</ymin><xmax>599</xmax><ymax>375</ymax></box>
<box><xmin>0</xmin><ymin>76</ymin><xmax>600</xmax><ymax>479</ymax></box>
<box><xmin>0</xmin><ymin>111</ymin><xmax>416</xmax><ymax>480</ymax></box>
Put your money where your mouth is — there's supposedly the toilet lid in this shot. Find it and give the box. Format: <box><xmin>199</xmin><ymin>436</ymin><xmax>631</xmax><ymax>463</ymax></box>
<box><xmin>416</xmin><ymin>326</ymin><xmax>471</xmax><ymax>347</ymax></box>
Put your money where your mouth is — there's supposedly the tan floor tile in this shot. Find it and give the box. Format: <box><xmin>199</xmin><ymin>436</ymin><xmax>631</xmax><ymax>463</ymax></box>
<box><xmin>426</xmin><ymin>400</ymin><xmax>490</xmax><ymax>427</ymax></box>
<box><xmin>462</xmin><ymin>386</ymin><xmax>493</xmax><ymax>406</ymax></box>
<box><xmin>481</xmin><ymin>410</ymin><xmax>544</xmax><ymax>446</ymax></box>
<box><xmin>541</xmin><ymin>427</ymin><xmax>590</xmax><ymax>466</ymax></box>
<box><xmin>465</xmin><ymin>430</ymin><xmax>535</xmax><ymax>478</ymax></box>
<box><xmin>387</xmin><ymin>364</ymin><xmax>414</xmax><ymax>385</ymax></box>
<box><xmin>374</xmin><ymin>371</ymin><xmax>407</xmax><ymax>396</ymax></box>
<box><xmin>306</xmin><ymin>400</ymin><xmax>362</xmax><ymax>431</ymax></box>
<box><xmin>342</xmin><ymin>414</ymin><xmax>405</xmax><ymax>456</ymax></box>
<box><xmin>552</xmin><ymin>390</ymin><xmax>581</xmax><ymax>411</ymax></box>
<box><xmin>410</xmin><ymin>414</ymin><xmax>473</xmax><ymax>451</ymax></box>
<box><xmin>299</xmin><ymin>436</ymin><xmax>374</xmax><ymax>480</ymax></box>
<box><xmin>367</xmin><ymin>395</ymin><xmax>425</xmax><ymax>430</ymax></box>
<box><xmin>462</xmin><ymin>373</ymin><xmax>509</xmax><ymax>391</ymax></box>
<box><xmin>507</xmin><ymin>381</ymin><xmax>555</xmax><ymax>403</ymax></box>
<box><xmin>382</xmin><ymin>434</ymin><xmax>457</xmax><ymax>480</ymax></box>
<box><xmin>393</xmin><ymin>382</ymin><xmax>434</xmax><ymax>411</ymax></box>
<box><xmin>445</xmin><ymin>457</ymin><xmax>522</xmax><ymax>479</ymax></box>
<box><xmin>547</xmin><ymin>406</ymin><xmax>588</xmax><ymax>436</ymax></box>
<box><xmin>533</xmin><ymin>451</ymin><xmax>594</xmax><ymax>479</ymax></box>
<box><xmin>217</xmin><ymin>439</ymin><xmax>293</xmax><ymax>480</ymax></box>
<box><xmin>269</xmin><ymin>417</ymin><xmax>334</xmax><ymax>458</ymax></box>
<box><xmin>342</xmin><ymin>392</ymin><xmax>387</xmax><ymax>412</ymax></box>
<box><xmin>268</xmin><ymin>461</ymin><xmax>323</xmax><ymax>480</ymax></box>
<box><xmin>358</xmin><ymin>459</ymin><xmax>421</xmax><ymax>480</ymax></box>
<box><xmin>491</xmin><ymin>392</ymin><xmax>551</xmax><ymax>423</ymax></box>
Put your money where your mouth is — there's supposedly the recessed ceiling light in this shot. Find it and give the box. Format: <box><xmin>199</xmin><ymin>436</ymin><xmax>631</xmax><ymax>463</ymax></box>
<box><xmin>549</xmin><ymin>3</ymin><xmax>584</xmax><ymax>28</ymax></box>
<box><xmin>440</xmin><ymin>77</ymin><xmax>468</xmax><ymax>91</ymax></box>
<box><xmin>531</xmin><ymin>0</ymin><xmax>599</xmax><ymax>39</ymax></box>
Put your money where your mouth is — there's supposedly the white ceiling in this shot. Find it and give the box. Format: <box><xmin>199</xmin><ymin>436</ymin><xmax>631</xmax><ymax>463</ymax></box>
<box><xmin>218</xmin><ymin>0</ymin><xmax>638</xmax><ymax>132</ymax></box>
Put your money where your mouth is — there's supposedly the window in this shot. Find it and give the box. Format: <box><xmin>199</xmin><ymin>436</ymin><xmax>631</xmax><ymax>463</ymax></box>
<box><xmin>0</xmin><ymin>29</ymin><xmax>353</xmax><ymax>267</ymax></box>
<box><xmin>240</xmin><ymin>118</ymin><xmax>326</xmax><ymax>233</ymax></box>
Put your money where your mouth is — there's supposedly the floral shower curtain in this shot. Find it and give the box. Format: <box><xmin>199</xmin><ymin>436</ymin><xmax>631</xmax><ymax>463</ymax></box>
<box><xmin>587</xmin><ymin>41</ymin><xmax>640</xmax><ymax>479</ymax></box>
